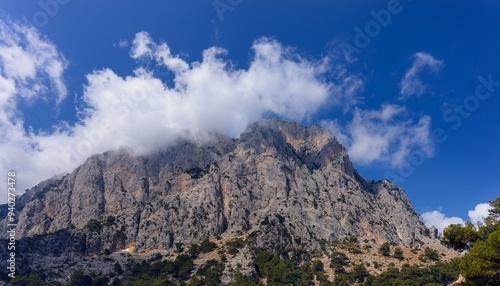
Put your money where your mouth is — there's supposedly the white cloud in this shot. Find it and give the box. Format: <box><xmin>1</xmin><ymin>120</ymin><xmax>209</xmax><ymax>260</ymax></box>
<box><xmin>421</xmin><ymin>210</ymin><xmax>465</xmax><ymax>234</ymax></box>
<box><xmin>0</xmin><ymin>25</ymin><xmax>363</xmax><ymax>202</ymax></box>
<box><xmin>0</xmin><ymin>19</ymin><xmax>67</xmax><ymax>104</ymax></box>
<box><xmin>400</xmin><ymin>52</ymin><xmax>443</xmax><ymax>100</ymax></box>
<box><xmin>130</xmin><ymin>31</ymin><xmax>154</xmax><ymax>59</ymax></box>
<box><xmin>115</xmin><ymin>39</ymin><xmax>128</xmax><ymax>48</ymax></box>
<box><xmin>422</xmin><ymin>202</ymin><xmax>493</xmax><ymax>234</ymax></box>
<box><xmin>468</xmin><ymin>203</ymin><xmax>492</xmax><ymax>224</ymax></box>
<box><xmin>322</xmin><ymin>104</ymin><xmax>434</xmax><ymax>167</ymax></box>
<box><xmin>0</xmin><ymin>19</ymin><xmax>69</xmax><ymax>202</ymax></box>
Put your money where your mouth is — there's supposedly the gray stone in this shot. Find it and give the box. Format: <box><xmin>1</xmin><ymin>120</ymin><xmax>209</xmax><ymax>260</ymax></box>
<box><xmin>0</xmin><ymin>119</ymin><xmax>447</xmax><ymax>283</ymax></box>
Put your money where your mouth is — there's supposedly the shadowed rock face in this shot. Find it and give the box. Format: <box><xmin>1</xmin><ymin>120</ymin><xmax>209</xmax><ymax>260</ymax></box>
<box><xmin>1</xmin><ymin>120</ymin><xmax>428</xmax><ymax>257</ymax></box>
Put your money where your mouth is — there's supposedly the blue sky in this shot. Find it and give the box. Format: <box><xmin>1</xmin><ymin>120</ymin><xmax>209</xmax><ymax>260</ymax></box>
<box><xmin>0</xmin><ymin>0</ymin><xmax>498</xmax><ymax>232</ymax></box>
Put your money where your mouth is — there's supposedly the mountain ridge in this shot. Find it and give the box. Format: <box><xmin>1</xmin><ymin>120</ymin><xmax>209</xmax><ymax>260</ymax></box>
<box><xmin>0</xmin><ymin>119</ymin><xmax>454</xmax><ymax>284</ymax></box>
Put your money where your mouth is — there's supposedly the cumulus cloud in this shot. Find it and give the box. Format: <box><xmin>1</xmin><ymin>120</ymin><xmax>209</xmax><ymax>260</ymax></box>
<box><xmin>400</xmin><ymin>52</ymin><xmax>443</xmax><ymax>99</ymax></box>
<box><xmin>422</xmin><ymin>202</ymin><xmax>493</xmax><ymax>234</ymax></box>
<box><xmin>468</xmin><ymin>203</ymin><xmax>492</xmax><ymax>224</ymax></box>
<box><xmin>0</xmin><ymin>20</ymin><xmax>67</xmax><ymax>104</ymax></box>
<box><xmin>130</xmin><ymin>31</ymin><xmax>154</xmax><ymax>59</ymax></box>
<box><xmin>0</xmin><ymin>22</ymin><xmax>363</xmax><ymax>201</ymax></box>
<box><xmin>0</xmin><ymin>19</ymin><xmax>68</xmax><ymax>199</ymax></box>
<box><xmin>421</xmin><ymin>211</ymin><xmax>465</xmax><ymax>234</ymax></box>
<box><xmin>322</xmin><ymin>104</ymin><xmax>434</xmax><ymax>167</ymax></box>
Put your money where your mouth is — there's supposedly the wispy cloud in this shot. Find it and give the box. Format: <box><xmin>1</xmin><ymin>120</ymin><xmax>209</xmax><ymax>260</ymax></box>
<box><xmin>400</xmin><ymin>52</ymin><xmax>443</xmax><ymax>99</ymax></box>
<box><xmin>0</xmin><ymin>22</ymin><xmax>363</xmax><ymax>200</ymax></box>
<box><xmin>322</xmin><ymin>104</ymin><xmax>434</xmax><ymax>167</ymax></box>
<box><xmin>114</xmin><ymin>39</ymin><xmax>128</xmax><ymax>48</ymax></box>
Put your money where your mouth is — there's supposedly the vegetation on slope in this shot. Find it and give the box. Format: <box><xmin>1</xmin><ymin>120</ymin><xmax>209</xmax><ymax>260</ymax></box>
<box><xmin>8</xmin><ymin>197</ymin><xmax>500</xmax><ymax>285</ymax></box>
<box><xmin>441</xmin><ymin>197</ymin><xmax>500</xmax><ymax>285</ymax></box>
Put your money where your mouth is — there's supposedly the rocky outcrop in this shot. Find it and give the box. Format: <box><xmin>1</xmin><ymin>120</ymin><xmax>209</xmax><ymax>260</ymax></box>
<box><xmin>0</xmin><ymin>119</ymin><xmax>439</xmax><ymax>281</ymax></box>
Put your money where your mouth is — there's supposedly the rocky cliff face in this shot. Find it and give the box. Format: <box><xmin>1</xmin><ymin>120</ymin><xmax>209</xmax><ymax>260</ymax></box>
<box><xmin>0</xmin><ymin>120</ymin><xmax>442</xmax><ymax>282</ymax></box>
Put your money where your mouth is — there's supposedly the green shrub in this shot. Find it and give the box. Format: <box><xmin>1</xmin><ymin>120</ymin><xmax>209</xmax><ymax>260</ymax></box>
<box><xmin>348</xmin><ymin>247</ymin><xmax>363</xmax><ymax>254</ymax></box>
<box><xmin>226</xmin><ymin>270</ymin><xmax>258</xmax><ymax>286</ymax></box>
<box><xmin>366</xmin><ymin>259</ymin><xmax>460</xmax><ymax>285</ymax></box>
<box><xmin>352</xmin><ymin>264</ymin><xmax>369</xmax><ymax>283</ymax></box>
<box><xmin>119</xmin><ymin>254</ymin><xmax>195</xmax><ymax>284</ymax></box>
<box><xmin>189</xmin><ymin>243</ymin><xmax>200</xmax><ymax>256</ymax></box>
<box><xmin>113</xmin><ymin>262</ymin><xmax>123</xmax><ymax>275</ymax></box>
<box><xmin>424</xmin><ymin>247</ymin><xmax>439</xmax><ymax>261</ymax></box>
<box><xmin>9</xmin><ymin>273</ymin><xmax>47</xmax><ymax>286</ymax></box>
<box><xmin>330</xmin><ymin>251</ymin><xmax>349</xmax><ymax>271</ymax></box>
<box><xmin>105</xmin><ymin>216</ymin><xmax>116</xmax><ymax>226</ymax></box>
<box><xmin>379</xmin><ymin>243</ymin><xmax>391</xmax><ymax>256</ymax></box>
<box><xmin>312</xmin><ymin>260</ymin><xmax>324</xmax><ymax>272</ymax></box>
<box><xmin>460</xmin><ymin>230</ymin><xmax>500</xmax><ymax>285</ymax></box>
<box><xmin>84</xmin><ymin>219</ymin><xmax>102</xmax><ymax>233</ymax></box>
<box><xmin>393</xmin><ymin>247</ymin><xmax>404</xmax><ymax>260</ymax></box>
<box><xmin>189</xmin><ymin>259</ymin><xmax>225</xmax><ymax>285</ymax></box>
<box><xmin>175</xmin><ymin>242</ymin><xmax>184</xmax><ymax>252</ymax></box>
<box><xmin>226</xmin><ymin>238</ymin><xmax>245</xmax><ymax>255</ymax></box>
<box><xmin>424</xmin><ymin>228</ymin><xmax>431</xmax><ymax>237</ymax></box>
<box><xmin>69</xmin><ymin>270</ymin><xmax>92</xmax><ymax>286</ymax></box>
<box><xmin>199</xmin><ymin>238</ymin><xmax>217</xmax><ymax>253</ymax></box>
<box><xmin>253</xmin><ymin>250</ymin><xmax>314</xmax><ymax>284</ymax></box>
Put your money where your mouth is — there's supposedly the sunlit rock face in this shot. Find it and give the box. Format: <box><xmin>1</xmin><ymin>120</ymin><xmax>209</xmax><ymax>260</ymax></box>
<box><xmin>0</xmin><ymin>120</ymin><xmax>436</xmax><ymax>282</ymax></box>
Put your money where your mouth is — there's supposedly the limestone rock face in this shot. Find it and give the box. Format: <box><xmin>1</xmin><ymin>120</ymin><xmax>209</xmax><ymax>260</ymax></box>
<box><xmin>1</xmin><ymin>119</ymin><xmax>433</xmax><ymax>260</ymax></box>
<box><xmin>430</xmin><ymin>226</ymin><xmax>440</xmax><ymax>239</ymax></box>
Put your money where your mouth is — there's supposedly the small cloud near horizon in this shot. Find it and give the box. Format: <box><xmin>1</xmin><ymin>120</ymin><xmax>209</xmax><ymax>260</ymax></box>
<box><xmin>421</xmin><ymin>202</ymin><xmax>493</xmax><ymax>234</ymax></box>
<box><xmin>468</xmin><ymin>203</ymin><xmax>492</xmax><ymax>224</ymax></box>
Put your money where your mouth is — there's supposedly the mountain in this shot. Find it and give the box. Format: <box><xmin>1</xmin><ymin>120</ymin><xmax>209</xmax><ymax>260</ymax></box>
<box><xmin>0</xmin><ymin>120</ymin><xmax>454</xmax><ymax>285</ymax></box>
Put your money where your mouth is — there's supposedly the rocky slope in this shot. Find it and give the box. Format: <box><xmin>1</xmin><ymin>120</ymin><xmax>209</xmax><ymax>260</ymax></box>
<box><xmin>0</xmin><ymin>119</ymin><xmax>450</xmax><ymax>284</ymax></box>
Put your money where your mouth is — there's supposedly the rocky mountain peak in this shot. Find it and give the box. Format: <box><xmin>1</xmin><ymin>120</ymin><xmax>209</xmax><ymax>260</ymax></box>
<box><xmin>0</xmin><ymin>119</ymin><xmax>449</xmax><ymax>284</ymax></box>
